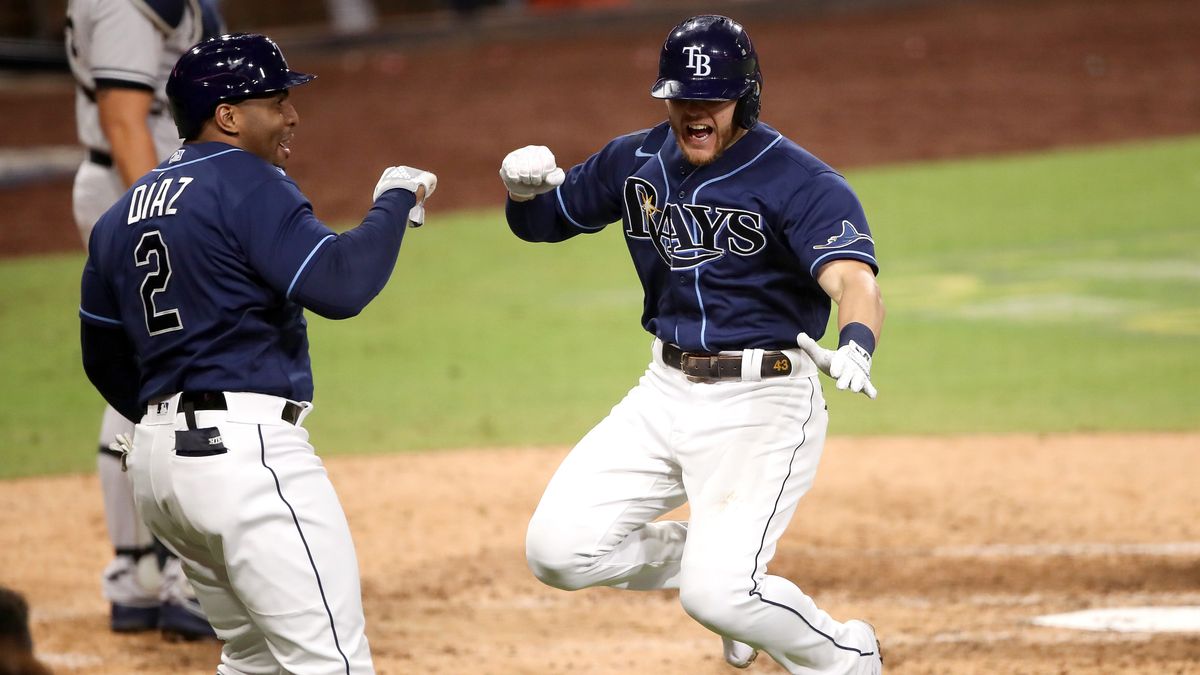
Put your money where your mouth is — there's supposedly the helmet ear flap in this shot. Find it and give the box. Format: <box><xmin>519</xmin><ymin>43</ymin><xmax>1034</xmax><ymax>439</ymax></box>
<box><xmin>734</xmin><ymin>80</ymin><xmax>761</xmax><ymax>130</ymax></box>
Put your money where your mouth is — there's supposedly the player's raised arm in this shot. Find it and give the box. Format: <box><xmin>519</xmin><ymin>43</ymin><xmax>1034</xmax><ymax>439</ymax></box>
<box><xmin>499</xmin><ymin>135</ymin><xmax>646</xmax><ymax>242</ymax></box>
<box><xmin>285</xmin><ymin>167</ymin><xmax>437</xmax><ymax>319</ymax></box>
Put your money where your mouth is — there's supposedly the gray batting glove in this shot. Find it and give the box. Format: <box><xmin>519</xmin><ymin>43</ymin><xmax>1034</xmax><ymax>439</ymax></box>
<box><xmin>500</xmin><ymin>145</ymin><xmax>566</xmax><ymax>202</ymax></box>
<box><xmin>373</xmin><ymin>166</ymin><xmax>437</xmax><ymax>227</ymax></box>
<box><xmin>796</xmin><ymin>332</ymin><xmax>878</xmax><ymax>400</ymax></box>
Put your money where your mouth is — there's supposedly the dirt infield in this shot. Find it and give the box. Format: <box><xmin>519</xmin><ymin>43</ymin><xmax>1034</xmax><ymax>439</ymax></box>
<box><xmin>4</xmin><ymin>433</ymin><xmax>1198</xmax><ymax>673</ymax></box>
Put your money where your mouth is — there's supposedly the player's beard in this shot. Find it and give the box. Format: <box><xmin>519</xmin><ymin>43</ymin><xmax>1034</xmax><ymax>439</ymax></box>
<box><xmin>672</xmin><ymin>119</ymin><xmax>746</xmax><ymax>167</ymax></box>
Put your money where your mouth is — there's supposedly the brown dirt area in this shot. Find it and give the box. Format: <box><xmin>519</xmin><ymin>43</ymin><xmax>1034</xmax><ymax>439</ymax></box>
<box><xmin>2</xmin><ymin>0</ymin><xmax>1199</xmax><ymax>672</ymax></box>
<box><xmin>4</xmin><ymin>433</ymin><xmax>1199</xmax><ymax>673</ymax></box>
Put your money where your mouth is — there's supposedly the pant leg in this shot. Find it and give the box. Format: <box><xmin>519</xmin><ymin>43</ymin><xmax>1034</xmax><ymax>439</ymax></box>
<box><xmin>97</xmin><ymin>405</ymin><xmax>159</xmax><ymax>606</ymax></box>
<box><xmin>525</xmin><ymin>364</ymin><xmax>690</xmax><ymax>592</ymax></box>
<box><xmin>129</xmin><ymin>402</ymin><xmax>373</xmax><ymax>675</ymax></box>
<box><xmin>673</xmin><ymin>372</ymin><xmax>877</xmax><ymax>675</ymax></box>
<box><xmin>72</xmin><ymin>160</ymin><xmax>123</xmax><ymax>250</ymax></box>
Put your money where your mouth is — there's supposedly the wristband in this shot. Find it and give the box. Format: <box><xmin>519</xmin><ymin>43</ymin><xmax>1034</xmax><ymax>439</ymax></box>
<box><xmin>838</xmin><ymin>322</ymin><xmax>876</xmax><ymax>355</ymax></box>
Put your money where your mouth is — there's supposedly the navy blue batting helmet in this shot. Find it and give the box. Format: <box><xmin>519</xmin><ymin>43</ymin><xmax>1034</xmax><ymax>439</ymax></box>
<box><xmin>651</xmin><ymin>15</ymin><xmax>762</xmax><ymax>129</ymax></box>
<box><xmin>166</xmin><ymin>33</ymin><xmax>315</xmax><ymax>140</ymax></box>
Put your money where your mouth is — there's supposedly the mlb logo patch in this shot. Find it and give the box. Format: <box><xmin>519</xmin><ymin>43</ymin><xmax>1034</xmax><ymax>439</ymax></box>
<box><xmin>168</xmin><ymin>148</ymin><xmax>185</xmax><ymax>164</ymax></box>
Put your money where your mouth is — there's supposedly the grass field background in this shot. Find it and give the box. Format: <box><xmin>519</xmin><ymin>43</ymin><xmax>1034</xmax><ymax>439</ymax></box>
<box><xmin>1</xmin><ymin>136</ymin><xmax>1197</xmax><ymax>479</ymax></box>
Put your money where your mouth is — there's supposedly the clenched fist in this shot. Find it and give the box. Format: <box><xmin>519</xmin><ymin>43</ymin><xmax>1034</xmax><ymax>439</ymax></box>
<box><xmin>373</xmin><ymin>166</ymin><xmax>437</xmax><ymax>226</ymax></box>
<box><xmin>499</xmin><ymin>145</ymin><xmax>566</xmax><ymax>202</ymax></box>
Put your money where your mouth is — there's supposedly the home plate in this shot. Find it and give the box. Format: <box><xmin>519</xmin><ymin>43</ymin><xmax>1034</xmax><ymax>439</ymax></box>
<box><xmin>1033</xmin><ymin>607</ymin><xmax>1200</xmax><ymax>633</ymax></box>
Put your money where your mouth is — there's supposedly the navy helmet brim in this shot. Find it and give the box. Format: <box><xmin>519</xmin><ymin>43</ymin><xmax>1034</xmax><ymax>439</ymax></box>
<box><xmin>650</xmin><ymin>77</ymin><xmax>753</xmax><ymax>101</ymax></box>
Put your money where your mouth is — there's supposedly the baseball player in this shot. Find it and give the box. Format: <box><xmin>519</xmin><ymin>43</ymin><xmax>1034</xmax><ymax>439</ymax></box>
<box><xmin>501</xmin><ymin>15</ymin><xmax>885</xmax><ymax>675</ymax></box>
<box><xmin>65</xmin><ymin>0</ymin><xmax>222</xmax><ymax>639</ymax></box>
<box><xmin>78</xmin><ymin>32</ymin><xmax>436</xmax><ymax>673</ymax></box>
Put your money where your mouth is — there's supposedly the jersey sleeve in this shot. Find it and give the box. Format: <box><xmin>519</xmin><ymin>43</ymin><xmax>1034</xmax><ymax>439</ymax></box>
<box><xmin>87</xmin><ymin>0</ymin><xmax>166</xmax><ymax>91</ymax></box>
<box><xmin>507</xmin><ymin>131</ymin><xmax>649</xmax><ymax>242</ymax></box>
<box><xmin>783</xmin><ymin>171</ymin><xmax>879</xmax><ymax>279</ymax></box>
<box><xmin>80</xmin><ymin>252</ymin><xmax>123</xmax><ymax>328</ymax></box>
<box><xmin>230</xmin><ymin>176</ymin><xmax>341</xmax><ymax>298</ymax></box>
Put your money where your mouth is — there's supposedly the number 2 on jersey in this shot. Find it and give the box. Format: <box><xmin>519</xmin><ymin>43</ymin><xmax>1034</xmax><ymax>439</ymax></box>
<box><xmin>135</xmin><ymin>231</ymin><xmax>183</xmax><ymax>335</ymax></box>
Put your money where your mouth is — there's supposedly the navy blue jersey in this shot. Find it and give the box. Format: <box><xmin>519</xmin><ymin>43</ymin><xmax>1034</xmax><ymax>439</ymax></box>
<box><xmin>80</xmin><ymin>142</ymin><xmax>415</xmax><ymax>407</ymax></box>
<box><xmin>506</xmin><ymin>121</ymin><xmax>878</xmax><ymax>352</ymax></box>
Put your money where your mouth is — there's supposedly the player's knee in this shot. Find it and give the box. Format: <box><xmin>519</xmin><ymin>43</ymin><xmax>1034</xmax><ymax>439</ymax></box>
<box><xmin>524</xmin><ymin>518</ymin><xmax>592</xmax><ymax>591</ymax></box>
<box><xmin>678</xmin><ymin>572</ymin><xmax>751</xmax><ymax>634</ymax></box>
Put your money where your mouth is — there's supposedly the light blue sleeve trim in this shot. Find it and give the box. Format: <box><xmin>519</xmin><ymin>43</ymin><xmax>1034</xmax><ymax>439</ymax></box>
<box><xmin>80</xmin><ymin>307</ymin><xmax>122</xmax><ymax>326</ymax></box>
<box><xmin>287</xmin><ymin>234</ymin><xmax>336</xmax><ymax>298</ymax></box>
<box><xmin>151</xmin><ymin>148</ymin><xmax>242</xmax><ymax>172</ymax></box>
<box><xmin>554</xmin><ymin>184</ymin><xmax>604</xmax><ymax>232</ymax></box>
<box><xmin>808</xmin><ymin>249</ymin><xmax>879</xmax><ymax>278</ymax></box>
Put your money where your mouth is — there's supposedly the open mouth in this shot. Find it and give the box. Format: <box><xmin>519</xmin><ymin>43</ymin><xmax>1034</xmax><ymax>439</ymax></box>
<box><xmin>686</xmin><ymin>123</ymin><xmax>713</xmax><ymax>143</ymax></box>
<box><xmin>279</xmin><ymin>139</ymin><xmax>292</xmax><ymax>159</ymax></box>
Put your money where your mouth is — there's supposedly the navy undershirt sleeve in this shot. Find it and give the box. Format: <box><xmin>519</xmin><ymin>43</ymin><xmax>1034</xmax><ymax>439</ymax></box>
<box><xmin>505</xmin><ymin>194</ymin><xmax>572</xmax><ymax>242</ymax></box>
<box><xmin>80</xmin><ymin>322</ymin><xmax>142</xmax><ymax>422</ymax></box>
<box><xmin>288</xmin><ymin>188</ymin><xmax>417</xmax><ymax>319</ymax></box>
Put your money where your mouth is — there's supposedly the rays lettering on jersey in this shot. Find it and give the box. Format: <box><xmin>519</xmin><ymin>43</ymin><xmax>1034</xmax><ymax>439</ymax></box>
<box><xmin>128</xmin><ymin>176</ymin><xmax>193</xmax><ymax>225</ymax></box>
<box><xmin>622</xmin><ymin>176</ymin><xmax>766</xmax><ymax>270</ymax></box>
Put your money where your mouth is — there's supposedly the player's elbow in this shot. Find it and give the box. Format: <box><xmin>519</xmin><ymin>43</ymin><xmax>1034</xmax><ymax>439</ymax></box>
<box><xmin>309</xmin><ymin>303</ymin><xmax>364</xmax><ymax>321</ymax></box>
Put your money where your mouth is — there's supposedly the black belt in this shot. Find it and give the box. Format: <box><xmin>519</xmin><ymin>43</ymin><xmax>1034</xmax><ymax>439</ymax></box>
<box><xmin>178</xmin><ymin>391</ymin><xmax>303</xmax><ymax>428</ymax></box>
<box><xmin>661</xmin><ymin>343</ymin><xmax>794</xmax><ymax>382</ymax></box>
<box><xmin>87</xmin><ymin>149</ymin><xmax>113</xmax><ymax>167</ymax></box>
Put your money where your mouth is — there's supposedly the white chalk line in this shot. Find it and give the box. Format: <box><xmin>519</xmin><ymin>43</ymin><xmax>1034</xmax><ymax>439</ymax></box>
<box><xmin>805</xmin><ymin>541</ymin><xmax>1200</xmax><ymax>559</ymax></box>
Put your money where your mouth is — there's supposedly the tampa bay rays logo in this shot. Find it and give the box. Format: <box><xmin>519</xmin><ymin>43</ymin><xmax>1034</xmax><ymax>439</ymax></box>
<box><xmin>622</xmin><ymin>177</ymin><xmax>766</xmax><ymax>270</ymax></box>
<box><xmin>813</xmin><ymin>220</ymin><xmax>873</xmax><ymax>250</ymax></box>
<box><xmin>682</xmin><ymin>46</ymin><xmax>711</xmax><ymax>76</ymax></box>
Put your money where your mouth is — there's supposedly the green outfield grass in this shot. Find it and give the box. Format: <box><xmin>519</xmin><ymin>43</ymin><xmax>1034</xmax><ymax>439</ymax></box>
<box><xmin>2</xmin><ymin>136</ymin><xmax>1197</xmax><ymax>478</ymax></box>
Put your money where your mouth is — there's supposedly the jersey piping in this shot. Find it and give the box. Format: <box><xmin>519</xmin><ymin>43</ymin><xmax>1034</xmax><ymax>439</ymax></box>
<box><xmin>288</xmin><ymin>234</ymin><xmax>336</xmax><ymax>298</ymax></box>
<box><xmin>688</xmin><ymin>132</ymin><xmax>784</xmax><ymax>351</ymax></box>
<box><xmin>555</xmin><ymin>185</ymin><xmax>601</xmax><ymax>231</ymax></box>
<box><xmin>80</xmin><ymin>307</ymin><xmax>122</xmax><ymax>325</ymax></box>
<box><xmin>151</xmin><ymin>147</ymin><xmax>242</xmax><ymax>172</ymax></box>
<box><xmin>808</xmin><ymin>249</ymin><xmax>879</xmax><ymax>279</ymax></box>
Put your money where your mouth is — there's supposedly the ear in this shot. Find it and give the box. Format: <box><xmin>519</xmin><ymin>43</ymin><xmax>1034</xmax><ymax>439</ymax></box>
<box><xmin>212</xmin><ymin>102</ymin><xmax>239</xmax><ymax>135</ymax></box>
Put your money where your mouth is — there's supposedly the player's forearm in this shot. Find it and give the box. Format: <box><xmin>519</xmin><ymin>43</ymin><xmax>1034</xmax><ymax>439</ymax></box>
<box><xmin>80</xmin><ymin>322</ymin><xmax>143</xmax><ymax>422</ymax></box>
<box><xmin>835</xmin><ymin>280</ymin><xmax>885</xmax><ymax>342</ymax></box>
<box><xmin>108</xmin><ymin>127</ymin><xmax>159</xmax><ymax>187</ymax></box>
<box><xmin>290</xmin><ymin>190</ymin><xmax>415</xmax><ymax>319</ymax></box>
<box><xmin>96</xmin><ymin>88</ymin><xmax>158</xmax><ymax>186</ymax></box>
<box><xmin>505</xmin><ymin>194</ymin><xmax>579</xmax><ymax>243</ymax></box>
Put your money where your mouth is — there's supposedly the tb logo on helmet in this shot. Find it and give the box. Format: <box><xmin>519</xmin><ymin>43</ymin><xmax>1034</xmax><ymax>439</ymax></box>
<box><xmin>682</xmin><ymin>46</ymin><xmax>711</xmax><ymax>76</ymax></box>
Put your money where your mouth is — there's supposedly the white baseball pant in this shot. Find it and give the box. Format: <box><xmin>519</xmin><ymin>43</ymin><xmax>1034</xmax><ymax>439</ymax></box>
<box><xmin>525</xmin><ymin>339</ymin><xmax>879</xmax><ymax>674</ymax></box>
<box><xmin>127</xmin><ymin>392</ymin><xmax>373</xmax><ymax>674</ymax></box>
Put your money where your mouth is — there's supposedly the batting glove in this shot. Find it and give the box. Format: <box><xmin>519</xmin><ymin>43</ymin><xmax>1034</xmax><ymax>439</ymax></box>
<box><xmin>796</xmin><ymin>332</ymin><xmax>878</xmax><ymax>400</ymax></box>
<box><xmin>500</xmin><ymin>145</ymin><xmax>566</xmax><ymax>202</ymax></box>
<box><xmin>109</xmin><ymin>432</ymin><xmax>133</xmax><ymax>471</ymax></box>
<box><xmin>373</xmin><ymin>166</ymin><xmax>438</xmax><ymax>227</ymax></box>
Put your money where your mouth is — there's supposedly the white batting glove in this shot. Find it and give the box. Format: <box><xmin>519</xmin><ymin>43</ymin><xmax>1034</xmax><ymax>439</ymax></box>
<box><xmin>796</xmin><ymin>332</ymin><xmax>878</xmax><ymax>400</ymax></box>
<box><xmin>373</xmin><ymin>166</ymin><xmax>438</xmax><ymax>227</ymax></box>
<box><xmin>109</xmin><ymin>432</ymin><xmax>134</xmax><ymax>471</ymax></box>
<box><xmin>499</xmin><ymin>145</ymin><xmax>566</xmax><ymax>202</ymax></box>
